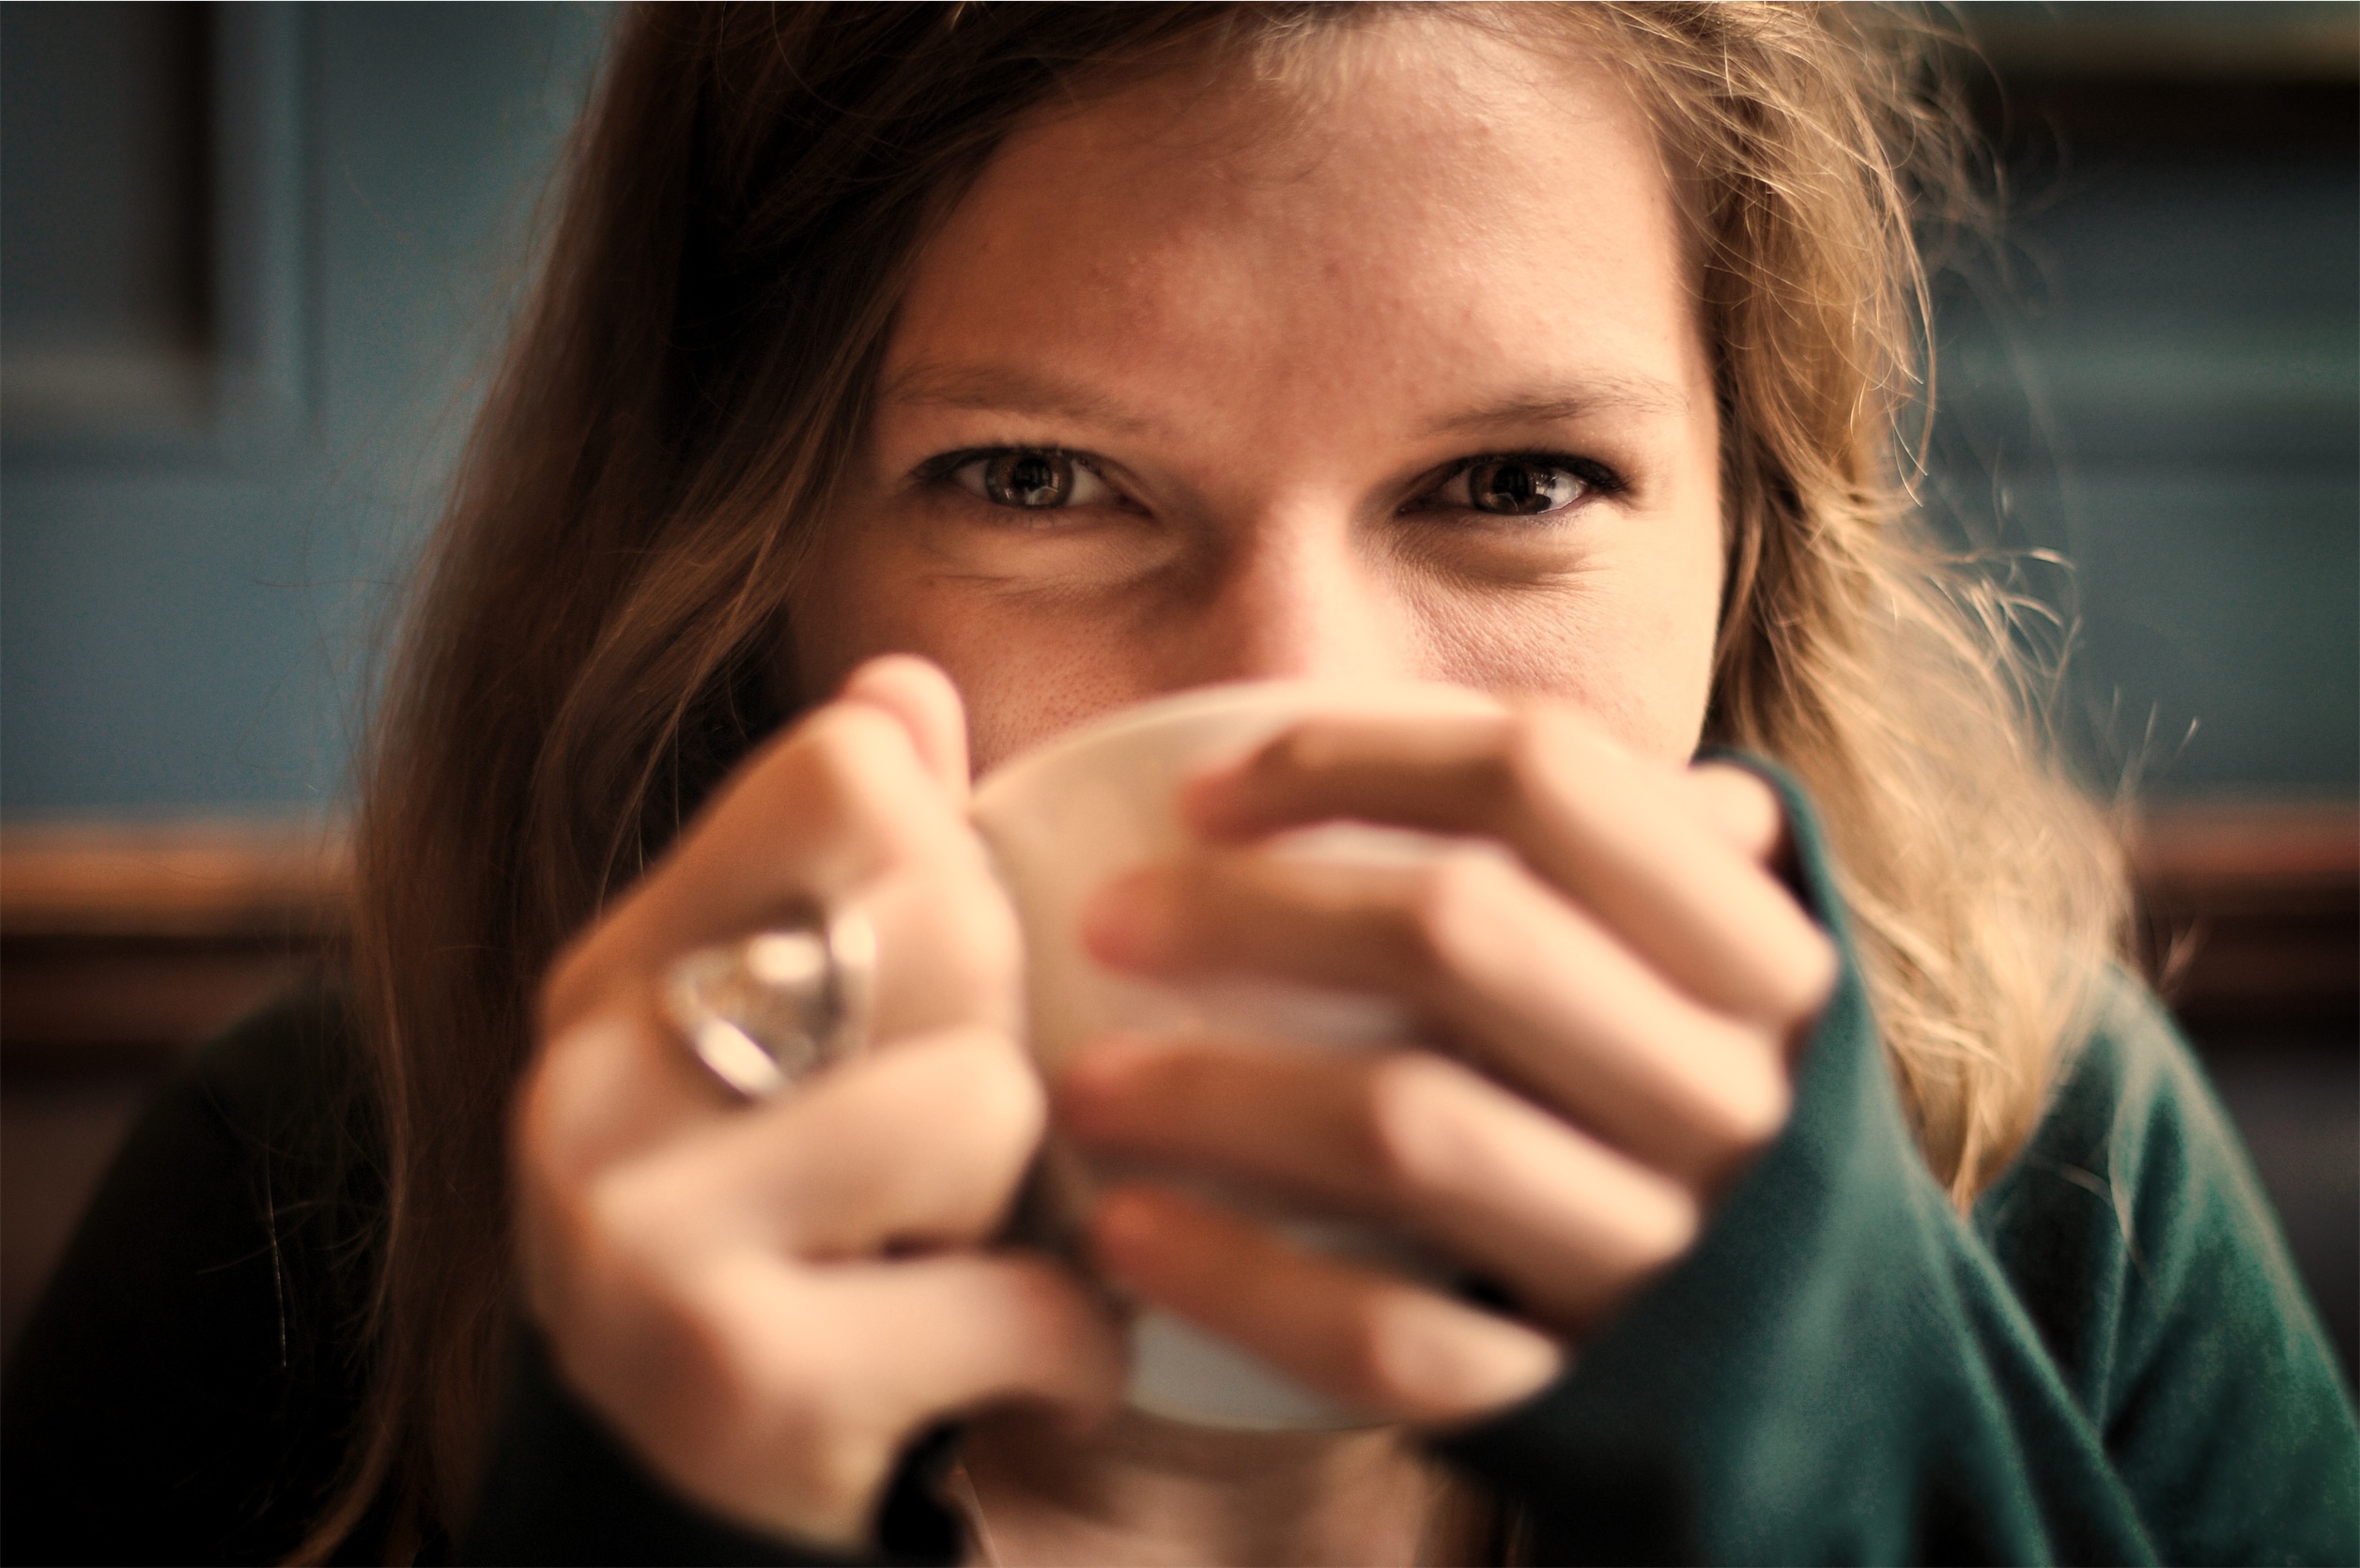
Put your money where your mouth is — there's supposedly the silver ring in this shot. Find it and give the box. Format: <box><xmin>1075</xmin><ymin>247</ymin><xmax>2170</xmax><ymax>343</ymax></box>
<box><xmin>664</xmin><ymin>901</ymin><xmax>877</xmax><ymax>1099</ymax></box>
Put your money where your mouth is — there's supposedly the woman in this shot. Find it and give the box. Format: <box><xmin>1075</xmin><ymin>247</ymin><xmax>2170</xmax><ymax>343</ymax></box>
<box><xmin>6</xmin><ymin>5</ymin><xmax>2352</xmax><ymax>1563</ymax></box>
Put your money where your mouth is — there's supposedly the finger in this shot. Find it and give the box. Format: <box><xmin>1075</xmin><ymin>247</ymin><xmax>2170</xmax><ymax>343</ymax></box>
<box><xmin>839</xmin><ymin>654</ymin><xmax>972</xmax><ymax>803</ymax></box>
<box><xmin>856</xmin><ymin>860</ymin><xmax>1026</xmax><ymax>1042</ymax></box>
<box><xmin>1680</xmin><ymin>761</ymin><xmax>1787</xmax><ymax>865</ymax></box>
<box><xmin>1085</xmin><ymin>845</ymin><xmax>1790</xmax><ymax>1187</ymax></box>
<box><xmin>523</xmin><ymin>1005</ymin><xmax>720</xmax><ymax>1196</ymax></box>
<box><xmin>545</xmin><ymin>698</ymin><xmax>1020</xmax><ymax>1050</ymax></box>
<box><xmin>800</xmin><ymin>1253</ymin><xmax>1127</xmax><ymax>1431</ymax></box>
<box><xmin>604</xmin><ymin>1249</ymin><xmax>1124</xmax><ymax>1549</ymax></box>
<box><xmin>1062</xmin><ymin>1036</ymin><xmax>1699</xmax><ymax>1323</ymax></box>
<box><xmin>640</xmin><ymin>700</ymin><xmax>978</xmax><ymax>945</ymax></box>
<box><xmin>600</xmin><ymin>1025</ymin><xmax>1050</xmax><ymax>1261</ymax></box>
<box><xmin>1089</xmin><ymin>1184</ymin><xmax>1561</xmax><ymax>1424</ymax></box>
<box><xmin>543</xmin><ymin>697</ymin><xmax>975</xmax><ymax>1034</ymax></box>
<box><xmin>1181</xmin><ymin>707</ymin><xmax>1833</xmax><ymax>1027</ymax></box>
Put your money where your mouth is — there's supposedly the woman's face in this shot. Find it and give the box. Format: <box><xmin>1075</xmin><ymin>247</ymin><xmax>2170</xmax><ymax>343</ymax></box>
<box><xmin>793</xmin><ymin>19</ymin><xmax>1724</xmax><ymax>775</ymax></box>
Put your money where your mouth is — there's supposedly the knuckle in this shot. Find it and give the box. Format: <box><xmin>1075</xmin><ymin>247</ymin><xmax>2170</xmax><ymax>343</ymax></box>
<box><xmin>538</xmin><ymin>943</ymin><xmax>593</xmax><ymax>1028</ymax></box>
<box><xmin>537</xmin><ymin>1199</ymin><xmax>901</xmax><ymax>1537</ymax></box>
<box><xmin>1495</xmin><ymin>710</ymin><xmax>1556</xmax><ymax>804</ymax></box>
<box><xmin>1332</xmin><ymin>1290</ymin><xmax>1408</xmax><ymax>1397</ymax></box>
<box><xmin>682</xmin><ymin>1284</ymin><xmax>779</xmax><ymax>1404</ymax></box>
<box><xmin>1258</xmin><ymin>720</ymin><xmax>1336</xmax><ymax>780</ymax></box>
<box><xmin>580</xmin><ymin>1162</ymin><xmax>670</xmax><ymax>1259</ymax></box>
<box><xmin>925</xmin><ymin>874</ymin><xmax>1026</xmax><ymax>1002</ymax></box>
<box><xmin>924</xmin><ymin>1029</ymin><xmax>1047</xmax><ymax>1146</ymax></box>
<box><xmin>1497</xmin><ymin>706</ymin><xmax>1593</xmax><ymax>820</ymax></box>
<box><xmin>1333</xmin><ymin>1288</ymin><xmax>1444</xmax><ymax>1407</ymax></box>
<box><xmin>1634</xmin><ymin>1182</ymin><xmax>1704</xmax><ymax>1269</ymax></box>
<box><xmin>514</xmin><ymin>1085</ymin><xmax>592</xmax><ymax>1213</ymax></box>
<box><xmin>798</xmin><ymin>710</ymin><xmax>903</xmax><ymax>811</ymax></box>
<box><xmin>866</xmin><ymin>858</ymin><xmax>1025</xmax><ymax>1037</ymax></box>
<box><xmin>578</xmin><ymin>1150</ymin><xmax>740</xmax><ymax>1285</ymax></box>
<box><xmin>676</xmin><ymin>1268</ymin><xmax>835</xmax><ymax>1422</ymax></box>
<box><xmin>1788</xmin><ymin>927</ymin><xmax>1842</xmax><ymax>1015</ymax></box>
<box><xmin>1702</xmin><ymin>1053</ymin><xmax>1795</xmax><ymax>1158</ymax></box>
<box><xmin>539</xmin><ymin>930</ymin><xmax>636</xmax><ymax>1038</ymax></box>
<box><xmin>742</xmin><ymin>1335</ymin><xmax>835</xmax><ymax>1437</ymax></box>
<box><xmin>775</xmin><ymin>704</ymin><xmax>937</xmax><ymax>862</ymax></box>
<box><xmin>711</xmin><ymin>1311</ymin><xmax>898</xmax><ymax>1501</ymax></box>
<box><xmin>1398</xmin><ymin>848</ymin><xmax>1514</xmax><ymax>982</ymax></box>
<box><xmin>1743</xmin><ymin>921</ymin><xmax>1840</xmax><ymax>1031</ymax></box>
<box><xmin>798</xmin><ymin>1428</ymin><xmax>898</xmax><ymax>1528</ymax></box>
<box><xmin>684</xmin><ymin>1299</ymin><xmax>844</xmax><ymax>1478</ymax></box>
<box><xmin>1358</xmin><ymin>1053</ymin><xmax>1468</xmax><ymax>1199</ymax></box>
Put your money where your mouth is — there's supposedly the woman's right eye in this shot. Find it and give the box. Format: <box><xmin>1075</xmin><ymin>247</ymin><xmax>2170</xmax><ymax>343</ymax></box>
<box><xmin>945</xmin><ymin>449</ymin><xmax>1115</xmax><ymax>510</ymax></box>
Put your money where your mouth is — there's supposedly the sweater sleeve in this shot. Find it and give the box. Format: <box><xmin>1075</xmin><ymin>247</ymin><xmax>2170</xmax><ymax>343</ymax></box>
<box><xmin>1430</xmin><ymin>765</ymin><xmax>2360</xmax><ymax>1565</ymax></box>
<box><xmin>1975</xmin><ymin>979</ymin><xmax>2358</xmax><ymax>1565</ymax></box>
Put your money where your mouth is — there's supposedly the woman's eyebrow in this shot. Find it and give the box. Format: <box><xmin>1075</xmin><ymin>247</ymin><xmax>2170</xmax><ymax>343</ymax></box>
<box><xmin>1429</xmin><ymin>375</ymin><xmax>1690</xmax><ymax>434</ymax></box>
<box><xmin>881</xmin><ymin>363</ymin><xmax>1685</xmax><ymax>438</ymax></box>
<box><xmin>882</xmin><ymin>362</ymin><xmax>1159</xmax><ymax>436</ymax></box>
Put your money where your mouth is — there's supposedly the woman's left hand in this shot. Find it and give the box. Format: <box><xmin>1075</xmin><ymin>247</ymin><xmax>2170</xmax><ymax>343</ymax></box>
<box><xmin>1056</xmin><ymin>702</ymin><xmax>1839</xmax><ymax>1424</ymax></box>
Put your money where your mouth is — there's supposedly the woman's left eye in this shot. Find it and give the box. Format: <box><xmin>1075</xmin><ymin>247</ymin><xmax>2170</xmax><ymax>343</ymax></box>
<box><xmin>1427</xmin><ymin>456</ymin><xmax>1604</xmax><ymax>517</ymax></box>
<box><xmin>943</xmin><ymin>449</ymin><xmax>1116</xmax><ymax>511</ymax></box>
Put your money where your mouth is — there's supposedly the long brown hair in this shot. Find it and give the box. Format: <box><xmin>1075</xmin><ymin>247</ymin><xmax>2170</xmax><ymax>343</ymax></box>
<box><xmin>317</xmin><ymin>5</ymin><xmax>2125</xmax><ymax>1557</ymax></box>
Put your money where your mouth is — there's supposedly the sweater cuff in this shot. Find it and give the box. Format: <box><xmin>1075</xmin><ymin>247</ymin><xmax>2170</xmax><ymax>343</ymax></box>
<box><xmin>1420</xmin><ymin>749</ymin><xmax>1869</xmax><ymax>1557</ymax></box>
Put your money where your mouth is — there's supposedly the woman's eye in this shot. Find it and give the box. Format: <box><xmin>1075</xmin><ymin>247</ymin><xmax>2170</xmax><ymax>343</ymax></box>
<box><xmin>1433</xmin><ymin>456</ymin><xmax>1597</xmax><ymax>517</ymax></box>
<box><xmin>948</xmin><ymin>449</ymin><xmax>1114</xmax><ymax>510</ymax></box>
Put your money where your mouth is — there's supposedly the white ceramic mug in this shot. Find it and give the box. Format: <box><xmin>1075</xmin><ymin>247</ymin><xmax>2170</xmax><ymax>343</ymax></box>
<box><xmin>969</xmin><ymin>679</ymin><xmax>1504</xmax><ymax>1429</ymax></box>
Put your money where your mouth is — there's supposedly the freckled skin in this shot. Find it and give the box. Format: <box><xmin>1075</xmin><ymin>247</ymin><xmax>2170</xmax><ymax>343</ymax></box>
<box><xmin>793</xmin><ymin>20</ymin><xmax>1722</xmax><ymax>774</ymax></box>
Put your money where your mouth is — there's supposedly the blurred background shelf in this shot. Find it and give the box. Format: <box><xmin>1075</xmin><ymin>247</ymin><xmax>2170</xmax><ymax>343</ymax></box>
<box><xmin>2</xmin><ymin>806</ymin><xmax>2347</xmax><ymax>1059</ymax></box>
<box><xmin>4</xmin><ymin>806</ymin><xmax>2352</xmax><ymax>1374</ymax></box>
<box><xmin>0</xmin><ymin>819</ymin><xmax>347</xmax><ymax>1070</ymax></box>
<box><xmin>2129</xmin><ymin>801</ymin><xmax>2360</xmax><ymax>1030</ymax></box>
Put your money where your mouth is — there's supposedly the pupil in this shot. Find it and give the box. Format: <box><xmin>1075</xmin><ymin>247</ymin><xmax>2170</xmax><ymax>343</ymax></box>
<box><xmin>990</xmin><ymin>452</ymin><xmax>1069</xmax><ymax>507</ymax></box>
<box><xmin>1473</xmin><ymin>460</ymin><xmax>1560</xmax><ymax>515</ymax></box>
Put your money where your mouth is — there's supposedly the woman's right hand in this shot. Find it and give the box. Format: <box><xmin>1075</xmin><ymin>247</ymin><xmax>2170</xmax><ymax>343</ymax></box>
<box><xmin>514</xmin><ymin>655</ymin><xmax>1126</xmax><ymax>1549</ymax></box>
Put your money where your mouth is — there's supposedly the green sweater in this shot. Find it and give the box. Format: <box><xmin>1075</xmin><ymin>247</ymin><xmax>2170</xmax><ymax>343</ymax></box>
<box><xmin>1431</xmin><ymin>780</ymin><xmax>2358</xmax><ymax>1563</ymax></box>
<box><xmin>7</xmin><ymin>781</ymin><xmax>2354</xmax><ymax>1564</ymax></box>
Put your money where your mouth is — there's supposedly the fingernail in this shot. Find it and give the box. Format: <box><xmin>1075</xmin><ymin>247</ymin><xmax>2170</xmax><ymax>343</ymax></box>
<box><xmin>1389</xmin><ymin>1298</ymin><xmax>1565</xmax><ymax>1416</ymax></box>
<box><xmin>1080</xmin><ymin>869</ymin><xmax>1166</xmax><ymax>966</ymax></box>
<box><xmin>1177</xmin><ymin>764</ymin><xmax>1245</xmax><ymax>835</ymax></box>
<box><xmin>1054</xmin><ymin>1035</ymin><xmax>1153</xmax><ymax>1130</ymax></box>
<box><xmin>1086</xmin><ymin>1187</ymin><xmax>1165</xmax><ymax>1282</ymax></box>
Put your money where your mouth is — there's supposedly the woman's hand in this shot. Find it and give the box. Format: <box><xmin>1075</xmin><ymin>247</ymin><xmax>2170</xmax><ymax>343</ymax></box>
<box><xmin>1058</xmin><ymin>703</ymin><xmax>1836</xmax><ymax>1424</ymax></box>
<box><xmin>515</xmin><ymin>656</ymin><xmax>1125</xmax><ymax>1549</ymax></box>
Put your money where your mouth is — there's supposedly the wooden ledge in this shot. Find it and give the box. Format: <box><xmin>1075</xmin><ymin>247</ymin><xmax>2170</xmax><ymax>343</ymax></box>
<box><xmin>2123</xmin><ymin>800</ymin><xmax>2357</xmax><ymax>1029</ymax></box>
<box><xmin>2123</xmin><ymin>800</ymin><xmax>2357</xmax><ymax>909</ymax></box>
<box><xmin>3</xmin><ymin>821</ymin><xmax>350</xmax><ymax>1064</ymax></box>
<box><xmin>1</xmin><ymin>803</ymin><xmax>2352</xmax><ymax>1057</ymax></box>
<box><xmin>1</xmin><ymin>819</ymin><xmax>350</xmax><ymax>941</ymax></box>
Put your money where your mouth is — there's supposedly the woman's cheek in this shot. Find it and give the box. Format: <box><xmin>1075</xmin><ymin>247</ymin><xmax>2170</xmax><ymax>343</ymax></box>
<box><xmin>1408</xmin><ymin>573</ymin><xmax>1714</xmax><ymax>763</ymax></box>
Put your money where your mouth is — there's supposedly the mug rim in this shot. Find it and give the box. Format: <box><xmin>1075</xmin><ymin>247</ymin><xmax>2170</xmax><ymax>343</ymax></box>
<box><xmin>969</xmin><ymin>677</ymin><xmax>1505</xmax><ymax>813</ymax></box>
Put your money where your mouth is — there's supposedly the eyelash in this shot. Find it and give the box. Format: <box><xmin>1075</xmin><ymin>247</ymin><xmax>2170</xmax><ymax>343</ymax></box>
<box><xmin>1425</xmin><ymin>450</ymin><xmax>1629</xmax><ymax>510</ymax></box>
<box><xmin>914</xmin><ymin>446</ymin><xmax>1107</xmax><ymax>489</ymax></box>
<box><xmin>912</xmin><ymin>446</ymin><xmax>1628</xmax><ymax>515</ymax></box>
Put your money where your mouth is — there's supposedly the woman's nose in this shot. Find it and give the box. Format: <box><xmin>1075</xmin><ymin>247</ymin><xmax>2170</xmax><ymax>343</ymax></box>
<box><xmin>1170</xmin><ymin>516</ymin><xmax>1421</xmax><ymax>687</ymax></box>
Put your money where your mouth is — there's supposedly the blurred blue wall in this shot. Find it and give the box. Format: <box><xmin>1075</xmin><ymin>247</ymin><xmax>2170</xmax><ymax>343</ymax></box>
<box><xmin>2</xmin><ymin>3</ymin><xmax>2352</xmax><ymax>817</ymax></box>
<box><xmin>3</xmin><ymin>3</ymin><xmax>609</xmax><ymax>816</ymax></box>
<box><xmin>1934</xmin><ymin>148</ymin><xmax>2358</xmax><ymax>796</ymax></box>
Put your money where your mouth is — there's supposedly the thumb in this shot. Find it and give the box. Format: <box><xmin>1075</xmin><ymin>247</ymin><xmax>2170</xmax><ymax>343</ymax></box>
<box><xmin>838</xmin><ymin>655</ymin><xmax>972</xmax><ymax>803</ymax></box>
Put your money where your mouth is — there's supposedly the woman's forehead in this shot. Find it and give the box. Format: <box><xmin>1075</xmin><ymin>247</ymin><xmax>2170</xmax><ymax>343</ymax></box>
<box><xmin>883</xmin><ymin>15</ymin><xmax>1706</xmax><ymax>450</ymax></box>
